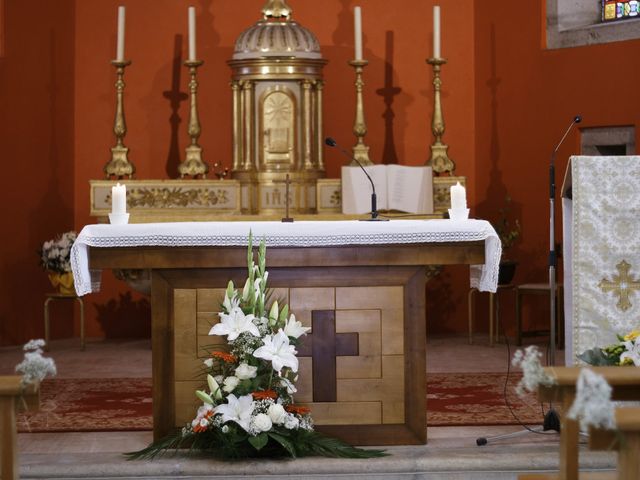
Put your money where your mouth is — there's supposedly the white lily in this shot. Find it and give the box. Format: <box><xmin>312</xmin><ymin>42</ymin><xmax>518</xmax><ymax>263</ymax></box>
<box><xmin>214</xmin><ymin>394</ymin><xmax>255</xmax><ymax>432</ymax></box>
<box><xmin>283</xmin><ymin>314</ymin><xmax>310</xmax><ymax>339</ymax></box>
<box><xmin>222</xmin><ymin>290</ymin><xmax>240</xmax><ymax>313</ymax></box>
<box><xmin>253</xmin><ymin>329</ymin><xmax>299</xmax><ymax>374</ymax></box>
<box><xmin>209</xmin><ymin>307</ymin><xmax>260</xmax><ymax>340</ymax></box>
<box><xmin>620</xmin><ymin>337</ymin><xmax>640</xmax><ymax>366</ymax></box>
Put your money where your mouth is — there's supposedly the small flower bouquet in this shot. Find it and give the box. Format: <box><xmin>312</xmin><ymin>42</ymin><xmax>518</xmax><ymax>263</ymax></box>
<box><xmin>15</xmin><ymin>339</ymin><xmax>57</xmax><ymax>387</ymax></box>
<box><xmin>129</xmin><ymin>234</ymin><xmax>385</xmax><ymax>460</ymax></box>
<box><xmin>577</xmin><ymin>330</ymin><xmax>640</xmax><ymax>366</ymax></box>
<box><xmin>39</xmin><ymin>231</ymin><xmax>77</xmax><ymax>274</ymax></box>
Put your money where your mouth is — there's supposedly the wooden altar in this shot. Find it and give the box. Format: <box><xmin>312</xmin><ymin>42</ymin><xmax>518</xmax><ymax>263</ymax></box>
<box><xmin>88</xmin><ymin>240</ymin><xmax>485</xmax><ymax>446</ymax></box>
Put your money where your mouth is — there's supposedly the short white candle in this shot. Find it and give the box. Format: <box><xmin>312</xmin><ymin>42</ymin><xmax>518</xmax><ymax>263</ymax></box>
<box><xmin>116</xmin><ymin>6</ymin><xmax>126</xmax><ymax>62</ymax></box>
<box><xmin>354</xmin><ymin>6</ymin><xmax>363</xmax><ymax>60</ymax></box>
<box><xmin>188</xmin><ymin>6</ymin><xmax>196</xmax><ymax>62</ymax></box>
<box><xmin>433</xmin><ymin>6</ymin><xmax>441</xmax><ymax>59</ymax></box>
<box><xmin>450</xmin><ymin>182</ymin><xmax>466</xmax><ymax>210</ymax></box>
<box><xmin>112</xmin><ymin>183</ymin><xmax>127</xmax><ymax>215</ymax></box>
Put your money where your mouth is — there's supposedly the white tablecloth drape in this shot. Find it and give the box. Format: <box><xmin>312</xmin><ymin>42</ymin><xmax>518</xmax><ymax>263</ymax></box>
<box><xmin>71</xmin><ymin>219</ymin><xmax>501</xmax><ymax>296</ymax></box>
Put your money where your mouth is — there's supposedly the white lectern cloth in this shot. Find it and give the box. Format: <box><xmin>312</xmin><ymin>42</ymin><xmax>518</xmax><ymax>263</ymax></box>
<box><xmin>562</xmin><ymin>156</ymin><xmax>640</xmax><ymax>365</ymax></box>
<box><xmin>71</xmin><ymin>219</ymin><xmax>501</xmax><ymax>296</ymax></box>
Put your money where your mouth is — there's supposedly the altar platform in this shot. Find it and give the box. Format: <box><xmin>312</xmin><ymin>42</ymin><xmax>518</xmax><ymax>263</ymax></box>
<box><xmin>9</xmin><ymin>337</ymin><xmax>616</xmax><ymax>480</ymax></box>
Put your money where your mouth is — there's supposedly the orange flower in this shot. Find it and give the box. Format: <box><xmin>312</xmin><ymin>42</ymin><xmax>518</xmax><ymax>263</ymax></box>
<box><xmin>252</xmin><ymin>390</ymin><xmax>278</xmax><ymax>400</ymax></box>
<box><xmin>285</xmin><ymin>404</ymin><xmax>311</xmax><ymax>415</ymax></box>
<box><xmin>211</xmin><ymin>351</ymin><xmax>237</xmax><ymax>363</ymax></box>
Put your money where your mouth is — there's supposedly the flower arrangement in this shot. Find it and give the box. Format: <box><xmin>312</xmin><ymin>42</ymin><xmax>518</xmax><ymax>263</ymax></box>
<box><xmin>577</xmin><ymin>329</ymin><xmax>640</xmax><ymax>366</ymax></box>
<box><xmin>39</xmin><ymin>231</ymin><xmax>77</xmax><ymax>274</ymax></box>
<box><xmin>15</xmin><ymin>339</ymin><xmax>57</xmax><ymax>387</ymax></box>
<box><xmin>129</xmin><ymin>234</ymin><xmax>385</xmax><ymax>460</ymax></box>
<box><xmin>511</xmin><ymin>345</ymin><xmax>555</xmax><ymax>396</ymax></box>
<box><xmin>566</xmin><ymin>369</ymin><xmax>616</xmax><ymax>431</ymax></box>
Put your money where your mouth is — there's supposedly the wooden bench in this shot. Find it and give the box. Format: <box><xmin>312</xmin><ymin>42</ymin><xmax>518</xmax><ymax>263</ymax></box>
<box><xmin>0</xmin><ymin>376</ymin><xmax>39</xmax><ymax>480</ymax></box>
<box><xmin>518</xmin><ymin>366</ymin><xmax>640</xmax><ymax>480</ymax></box>
<box><xmin>589</xmin><ymin>407</ymin><xmax>640</xmax><ymax>480</ymax></box>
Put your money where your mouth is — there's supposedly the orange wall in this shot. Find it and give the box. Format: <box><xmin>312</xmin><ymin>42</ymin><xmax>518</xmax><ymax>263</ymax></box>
<box><xmin>0</xmin><ymin>0</ymin><xmax>75</xmax><ymax>346</ymax></box>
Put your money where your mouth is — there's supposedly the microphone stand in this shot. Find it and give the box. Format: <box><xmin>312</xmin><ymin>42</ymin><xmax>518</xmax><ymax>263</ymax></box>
<box><xmin>325</xmin><ymin>137</ymin><xmax>389</xmax><ymax>221</ymax></box>
<box><xmin>476</xmin><ymin>117</ymin><xmax>580</xmax><ymax>446</ymax></box>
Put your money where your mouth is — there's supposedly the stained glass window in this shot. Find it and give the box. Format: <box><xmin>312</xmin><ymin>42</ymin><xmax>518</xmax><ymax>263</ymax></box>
<box><xmin>602</xmin><ymin>1</ymin><xmax>640</xmax><ymax>22</ymax></box>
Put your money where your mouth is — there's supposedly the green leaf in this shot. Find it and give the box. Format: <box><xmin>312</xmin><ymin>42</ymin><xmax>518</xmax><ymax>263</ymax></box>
<box><xmin>577</xmin><ymin>348</ymin><xmax>617</xmax><ymax>366</ymax></box>
<box><xmin>248</xmin><ymin>432</ymin><xmax>268</xmax><ymax>451</ymax></box>
<box><xmin>268</xmin><ymin>431</ymin><xmax>297</xmax><ymax>457</ymax></box>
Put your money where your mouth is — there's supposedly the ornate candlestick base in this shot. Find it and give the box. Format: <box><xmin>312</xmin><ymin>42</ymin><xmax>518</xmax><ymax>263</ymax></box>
<box><xmin>105</xmin><ymin>145</ymin><xmax>134</xmax><ymax>179</ymax></box>
<box><xmin>105</xmin><ymin>60</ymin><xmax>135</xmax><ymax>179</ymax></box>
<box><xmin>426</xmin><ymin>57</ymin><xmax>455</xmax><ymax>175</ymax></box>
<box><xmin>349</xmin><ymin>59</ymin><xmax>373</xmax><ymax>166</ymax></box>
<box><xmin>178</xmin><ymin>60</ymin><xmax>208</xmax><ymax>179</ymax></box>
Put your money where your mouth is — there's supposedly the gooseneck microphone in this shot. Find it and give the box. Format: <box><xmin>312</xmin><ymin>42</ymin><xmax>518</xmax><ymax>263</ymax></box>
<box><xmin>324</xmin><ymin>137</ymin><xmax>388</xmax><ymax>221</ymax></box>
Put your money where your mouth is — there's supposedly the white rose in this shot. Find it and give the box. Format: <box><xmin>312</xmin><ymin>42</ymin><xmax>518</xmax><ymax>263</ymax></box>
<box><xmin>283</xmin><ymin>414</ymin><xmax>299</xmax><ymax>430</ymax></box>
<box><xmin>203</xmin><ymin>358</ymin><xmax>214</xmax><ymax>368</ymax></box>
<box><xmin>235</xmin><ymin>363</ymin><xmax>258</xmax><ymax>380</ymax></box>
<box><xmin>214</xmin><ymin>375</ymin><xmax>224</xmax><ymax>384</ymax></box>
<box><xmin>268</xmin><ymin>403</ymin><xmax>287</xmax><ymax>424</ymax></box>
<box><xmin>222</xmin><ymin>376</ymin><xmax>239</xmax><ymax>393</ymax></box>
<box><xmin>221</xmin><ymin>425</ymin><xmax>229</xmax><ymax>433</ymax></box>
<box><xmin>252</xmin><ymin>413</ymin><xmax>273</xmax><ymax>432</ymax></box>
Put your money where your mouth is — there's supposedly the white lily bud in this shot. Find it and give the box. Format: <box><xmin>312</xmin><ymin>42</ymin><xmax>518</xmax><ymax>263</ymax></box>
<box><xmin>207</xmin><ymin>374</ymin><xmax>223</xmax><ymax>400</ymax></box>
<box><xmin>269</xmin><ymin>301</ymin><xmax>279</xmax><ymax>322</ymax></box>
<box><xmin>196</xmin><ymin>390</ymin><xmax>214</xmax><ymax>405</ymax></box>
<box><xmin>242</xmin><ymin>278</ymin><xmax>251</xmax><ymax>301</ymax></box>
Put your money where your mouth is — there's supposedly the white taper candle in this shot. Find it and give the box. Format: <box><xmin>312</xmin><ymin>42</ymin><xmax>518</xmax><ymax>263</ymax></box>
<box><xmin>112</xmin><ymin>183</ymin><xmax>127</xmax><ymax>215</ymax></box>
<box><xmin>188</xmin><ymin>6</ymin><xmax>196</xmax><ymax>62</ymax></box>
<box><xmin>450</xmin><ymin>182</ymin><xmax>466</xmax><ymax>210</ymax></box>
<box><xmin>116</xmin><ymin>6</ymin><xmax>126</xmax><ymax>62</ymax></box>
<box><xmin>433</xmin><ymin>6</ymin><xmax>441</xmax><ymax>58</ymax></box>
<box><xmin>354</xmin><ymin>6</ymin><xmax>363</xmax><ymax>60</ymax></box>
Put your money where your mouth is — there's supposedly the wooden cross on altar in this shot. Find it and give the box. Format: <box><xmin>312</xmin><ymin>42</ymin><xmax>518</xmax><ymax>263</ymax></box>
<box><xmin>599</xmin><ymin>260</ymin><xmax>640</xmax><ymax>312</ymax></box>
<box><xmin>297</xmin><ymin>310</ymin><xmax>359</xmax><ymax>402</ymax></box>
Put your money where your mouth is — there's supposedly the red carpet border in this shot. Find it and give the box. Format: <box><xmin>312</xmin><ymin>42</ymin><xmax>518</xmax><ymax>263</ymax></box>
<box><xmin>18</xmin><ymin>373</ymin><xmax>542</xmax><ymax>433</ymax></box>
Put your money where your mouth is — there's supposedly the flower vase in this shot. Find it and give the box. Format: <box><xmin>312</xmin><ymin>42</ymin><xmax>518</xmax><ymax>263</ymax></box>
<box><xmin>47</xmin><ymin>272</ymin><xmax>75</xmax><ymax>295</ymax></box>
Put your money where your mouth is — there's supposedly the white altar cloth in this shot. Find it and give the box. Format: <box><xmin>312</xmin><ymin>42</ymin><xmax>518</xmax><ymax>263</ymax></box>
<box><xmin>71</xmin><ymin>219</ymin><xmax>501</xmax><ymax>296</ymax></box>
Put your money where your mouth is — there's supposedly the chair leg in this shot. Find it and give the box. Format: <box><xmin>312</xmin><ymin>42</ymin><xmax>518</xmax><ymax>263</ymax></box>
<box><xmin>468</xmin><ymin>289</ymin><xmax>475</xmax><ymax>345</ymax></box>
<box><xmin>515</xmin><ymin>290</ymin><xmax>522</xmax><ymax>346</ymax></box>
<box><xmin>77</xmin><ymin>297</ymin><xmax>85</xmax><ymax>351</ymax></box>
<box><xmin>489</xmin><ymin>292</ymin><xmax>495</xmax><ymax>347</ymax></box>
<box><xmin>44</xmin><ymin>298</ymin><xmax>52</xmax><ymax>352</ymax></box>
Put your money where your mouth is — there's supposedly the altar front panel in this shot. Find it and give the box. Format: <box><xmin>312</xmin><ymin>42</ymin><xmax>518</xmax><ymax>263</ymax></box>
<box><xmin>170</xmin><ymin>266</ymin><xmax>425</xmax><ymax>446</ymax></box>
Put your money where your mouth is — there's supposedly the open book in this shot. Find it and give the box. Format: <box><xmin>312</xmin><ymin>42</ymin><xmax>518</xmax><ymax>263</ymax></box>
<box><xmin>341</xmin><ymin>165</ymin><xmax>433</xmax><ymax>214</ymax></box>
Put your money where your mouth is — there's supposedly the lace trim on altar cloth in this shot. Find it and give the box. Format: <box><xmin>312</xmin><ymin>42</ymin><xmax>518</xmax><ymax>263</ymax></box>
<box><xmin>70</xmin><ymin>220</ymin><xmax>501</xmax><ymax>296</ymax></box>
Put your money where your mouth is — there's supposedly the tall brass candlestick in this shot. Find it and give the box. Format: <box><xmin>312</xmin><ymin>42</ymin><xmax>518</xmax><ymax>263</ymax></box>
<box><xmin>426</xmin><ymin>57</ymin><xmax>455</xmax><ymax>174</ymax></box>
<box><xmin>349</xmin><ymin>59</ymin><xmax>373</xmax><ymax>166</ymax></box>
<box><xmin>178</xmin><ymin>60</ymin><xmax>208</xmax><ymax>178</ymax></box>
<box><xmin>104</xmin><ymin>60</ymin><xmax>135</xmax><ymax>179</ymax></box>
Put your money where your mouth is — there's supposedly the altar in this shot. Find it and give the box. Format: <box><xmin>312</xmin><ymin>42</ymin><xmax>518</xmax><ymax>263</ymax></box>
<box><xmin>71</xmin><ymin>220</ymin><xmax>500</xmax><ymax>445</ymax></box>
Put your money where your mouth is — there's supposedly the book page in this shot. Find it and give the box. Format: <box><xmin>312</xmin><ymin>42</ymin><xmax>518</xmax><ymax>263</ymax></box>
<box><xmin>341</xmin><ymin>165</ymin><xmax>388</xmax><ymax>214</ymax></box>
<box><xmin>386</xmin><ymin>165</ymin><xmax>433</xmax><ymax>213</ymax></box>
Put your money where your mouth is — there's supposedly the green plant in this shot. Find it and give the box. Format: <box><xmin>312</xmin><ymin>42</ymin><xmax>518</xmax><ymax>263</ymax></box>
<box><xmin>494</xmin><ymin>196</ymin><xmax>521</xmax><ymax>254</ymax></box>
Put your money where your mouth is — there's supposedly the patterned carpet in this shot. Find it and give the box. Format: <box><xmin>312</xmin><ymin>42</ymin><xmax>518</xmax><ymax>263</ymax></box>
<box><xmin>17</xmin><ymin>373</ymin><xmax>543</xmax><ymax>432</ymax></box>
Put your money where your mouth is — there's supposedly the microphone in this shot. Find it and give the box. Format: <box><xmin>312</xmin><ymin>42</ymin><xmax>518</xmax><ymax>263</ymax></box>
<box><xmin>553</xmin><ymin>115</ymin><xmax>581</xmax><ymax>155</ymax></box>
<box><xmin>324</xmin><ymin>137</ymin><xmax>388</xmax><ymax>221</ymax></box>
